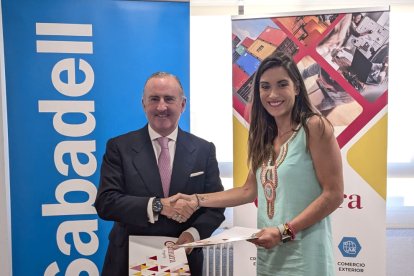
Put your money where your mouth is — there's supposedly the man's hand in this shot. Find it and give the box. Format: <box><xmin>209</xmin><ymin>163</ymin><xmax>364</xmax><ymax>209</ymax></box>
<box><xmin>175</xmin><ymin>231</ymin><xmax>195</xmax><ymax>255</ymax></box>
<box><xmin>160</xmin><ymin>197</ymin><xmax>197</xmax><ymax>223</ymax></box>
<box><xmin>169</xmin><ymin>193</ymin><xmax>198</xmax><ymax>207</ymax></box>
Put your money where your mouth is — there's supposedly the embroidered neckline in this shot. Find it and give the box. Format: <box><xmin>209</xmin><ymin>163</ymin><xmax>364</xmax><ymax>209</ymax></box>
<box><xmin>260</xmin><ymin>125</ymin><xmax>301</xmax><ymax>219</ymax></box>
<box><xmin>274</xmin><ymin>126</ymin><xmax>300</xmax><ymax>168</ymax></box>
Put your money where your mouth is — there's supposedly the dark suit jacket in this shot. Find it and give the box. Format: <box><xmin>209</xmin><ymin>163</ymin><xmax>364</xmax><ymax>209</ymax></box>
<box><xmin>95</xmin><ymin>125</ymin><xmax>225</xmax><ymax>275</ymax></box>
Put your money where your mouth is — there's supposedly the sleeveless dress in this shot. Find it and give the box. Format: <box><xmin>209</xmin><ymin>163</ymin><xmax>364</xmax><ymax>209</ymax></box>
<box><xmin>256</xmin><ymin>125</ymin><xmax>335</xmax><ymax>276</ymax></box>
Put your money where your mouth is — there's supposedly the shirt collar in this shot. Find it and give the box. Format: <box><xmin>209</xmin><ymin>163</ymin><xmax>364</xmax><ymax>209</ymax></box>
<box><xmin>148</xmin><ymin>124</ymin><xmax>178</xmax><ymax>142</ymax></box>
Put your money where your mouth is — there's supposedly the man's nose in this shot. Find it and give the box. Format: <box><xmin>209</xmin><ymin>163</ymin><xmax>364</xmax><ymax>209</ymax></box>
<box><xmin>157</xmin><ymin>98</ymin><xmax>168</xmax><ymax>111</ymax></box>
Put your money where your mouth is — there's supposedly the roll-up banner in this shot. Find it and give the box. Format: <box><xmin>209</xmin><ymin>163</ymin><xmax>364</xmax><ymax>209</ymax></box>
<box><xmin>1</xmin><ymin>0</ymin><xmax>189</xmax><ymax>274</ymax></box>
<box><xmin>232</xmin><ymin>7</ymin><xmax>389</xmax><ymax>275</ymax></box>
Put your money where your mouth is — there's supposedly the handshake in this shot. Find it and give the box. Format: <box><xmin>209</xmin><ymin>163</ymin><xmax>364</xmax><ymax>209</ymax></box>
<box><xmin>160</xmin><ymin>193</ymin><xmax>200</xmax><ymax>223</ymax></box>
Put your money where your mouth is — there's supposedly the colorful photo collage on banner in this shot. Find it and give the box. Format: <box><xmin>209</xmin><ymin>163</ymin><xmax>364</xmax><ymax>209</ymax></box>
<box><xmin>232</xmin><ymin>11</ymin><xmax>389</xmax><ymax>142</ymax></box>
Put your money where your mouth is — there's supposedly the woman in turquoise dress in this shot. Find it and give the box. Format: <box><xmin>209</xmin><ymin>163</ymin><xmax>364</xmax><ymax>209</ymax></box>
<box><xmin>172</xmin><ymin>51</ymin><xmax>344</xmax><ymax>275</ymax></box>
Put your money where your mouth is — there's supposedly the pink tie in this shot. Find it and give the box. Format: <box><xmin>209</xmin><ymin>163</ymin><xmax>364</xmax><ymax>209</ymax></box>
<box><xmin>157</xmin><ymin>137</ymin><xmax>171</xmax><ymax>197</ymax></box>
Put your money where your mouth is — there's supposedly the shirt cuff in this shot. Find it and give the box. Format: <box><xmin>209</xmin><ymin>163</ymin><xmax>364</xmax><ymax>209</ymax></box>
<box><xmin>184</xmin><ymin>227</ymin><xmax>200</xmax><ymax>242</ymax></box>
<box><xmin>147</xmin><ymin>197</ymin><xmax>159</xmax><ymax>224</ymax></box>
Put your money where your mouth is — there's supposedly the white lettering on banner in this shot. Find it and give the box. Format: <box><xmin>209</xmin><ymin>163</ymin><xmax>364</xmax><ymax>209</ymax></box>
<box><xmin>56</xmin><ymin>220</ymin><xmax>99</xmax><ymax>256</ymax></box>
<box><xmin>41</xmin><ymin>179</ymin><xmax>97</xmax><ymax>216</ymax></box>
<box><xmin>45</xmin><ymin>259</ymin><xmax>99</xmax><ymax>276</ymax></box>
<box><xmin>36</xmin><ymin>23</ymin><xmax>93</xmax><ymax>37</ymax></box>
<box><xmin>38</xmin><ymin>100</ymin><xmax>96</xmax><ymax>137</ymax></box>
<box><xmin>36</xmin><ymin>22</ymin><xmax>99</xmax><ymax>275</ymax></box>
<box><xmin>36</xmin><ymin>40</ymin><xmax>93</xmax><ymax>54</ymax></box>
<box><xmin>65</xmin><ymin>258</ymin><xmax>99</xmax><ymax>275</ymax></box>
<box><xmin>44</xmin><ymin>262</ymin><xmax>60</xmax><ymax>276</ymax></box>
<box><xmin>53</xmin><ymin>140</ymin><xmax>97</xmax><ymax>177</ymax></box>
<box><xmin>36</xmin><ymin>23</ymin><xmax>93</xmax><ymax>54</ymax></box>
<box><xmin>52</xmin><ymin>58</ymin><xmax>94</xmax><ymax>97</ymax></box>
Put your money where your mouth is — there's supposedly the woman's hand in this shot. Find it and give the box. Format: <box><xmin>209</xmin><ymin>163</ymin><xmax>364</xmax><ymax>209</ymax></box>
<box><xmin>249</xmin><ymin>227</ymin><xmax>281</xmax><ymax>249</ymax></box>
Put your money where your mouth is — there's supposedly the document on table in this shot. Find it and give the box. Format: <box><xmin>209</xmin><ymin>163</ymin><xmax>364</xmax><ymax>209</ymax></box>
<box><xmin>129</xmin><ymin>235</ymin><xmax>190</xmax><ymax>275</ymax></box>
<box><xmin>178</xmin><ymin>226</ymin><xmax>259</xmax><ymax>248</ymax></box>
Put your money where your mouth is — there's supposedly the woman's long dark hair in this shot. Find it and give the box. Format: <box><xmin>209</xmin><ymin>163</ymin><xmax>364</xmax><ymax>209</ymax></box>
<box><xmin>248</xmin><ymin>51</ymin><xmax>324</xmax><ymax>171</ymax></box>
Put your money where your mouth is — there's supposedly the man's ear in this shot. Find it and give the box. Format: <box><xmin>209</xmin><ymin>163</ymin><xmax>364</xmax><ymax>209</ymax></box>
<box><xmin>181</xmin><ymin>97</ymin><xmax>187</xmax><ymax>113</ymax></box>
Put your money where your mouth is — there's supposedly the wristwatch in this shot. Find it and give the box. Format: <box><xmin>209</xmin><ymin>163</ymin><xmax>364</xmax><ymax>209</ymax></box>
<box><xmin>281</xmin><ymin>234</ymin><xmax>293</xmax><ymax>243</ymax></box>
<box><xmin>152</xmin><ymin>198</ymin><xmax>163</xmax><ymax>214</ymax></box>
<box><xmin>278</xmin><ymin>223</ymin><xmax>293</xmax><ymax>243</ymax></box>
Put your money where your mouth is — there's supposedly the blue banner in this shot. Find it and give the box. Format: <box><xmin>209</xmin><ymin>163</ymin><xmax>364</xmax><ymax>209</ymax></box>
<box><xmin>2</xmin><ymin>0</ymin><xmax>189</xmax><ymax>274</ymax></box>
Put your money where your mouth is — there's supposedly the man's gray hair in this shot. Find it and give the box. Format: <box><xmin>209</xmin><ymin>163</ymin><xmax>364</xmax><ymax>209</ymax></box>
<box><xmin>143</xmin><ymin>71</ymin><xmax>185</xmax><ymax>98</ymax></box>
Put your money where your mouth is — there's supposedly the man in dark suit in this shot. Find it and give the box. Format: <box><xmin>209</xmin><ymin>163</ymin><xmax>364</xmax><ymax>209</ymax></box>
<box><xmin>94</xmin><ymin>72</ymin><xmax>225</xmax><ymax>276</ymax></box>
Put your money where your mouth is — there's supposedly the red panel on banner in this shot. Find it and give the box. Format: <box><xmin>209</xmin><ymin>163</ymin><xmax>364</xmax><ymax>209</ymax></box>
<box><xmin>240</xmin><ymin>37</ymin><xmax>254</xmax><ymax>48</ymax></box>
<box><xmin>233</xmin><ymin>64</ymin><xmax>249</xmax><ymax>91</ymax></box>
<box><xmin>258</xmin><ymin>27</ymin><xmax>287</xmax><ymax>46</ymax></box>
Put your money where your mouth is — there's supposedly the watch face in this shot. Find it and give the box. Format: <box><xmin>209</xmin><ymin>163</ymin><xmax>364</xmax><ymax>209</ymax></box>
<box><xmin>153</xmin><ymin>198</ymin><xmax>163</xmax><ymax>213</ymax></box>
<box><xmin>282</xmin><ymin>235</ymin><xmax>292</xmax><ymax>243</ymax></box>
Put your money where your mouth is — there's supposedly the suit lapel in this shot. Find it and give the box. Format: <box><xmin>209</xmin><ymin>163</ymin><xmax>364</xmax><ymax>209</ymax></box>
<box><xmin>169</xmin><ymin>129</ymin><xmax>195</xmax><ymax>196</ymax></box>
<box><xmin>131</xmin><ymin>127</ymin><xmax>164</xmax><ymax>197</ymax></box>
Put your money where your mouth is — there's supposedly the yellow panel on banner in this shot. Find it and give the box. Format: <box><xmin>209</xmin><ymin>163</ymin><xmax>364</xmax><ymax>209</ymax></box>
<box><xmin>233</xmin><ymin>116</ymin><xmax>249</xmax><ymax>187</ymax></box>
<box><xmin>347</xmin><ymin>114</ymin><xmax>388</xmax><ymax>199</ymax></box>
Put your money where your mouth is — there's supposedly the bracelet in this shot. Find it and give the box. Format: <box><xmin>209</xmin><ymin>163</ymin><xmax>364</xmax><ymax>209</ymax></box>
<box><xmin>195</xmin><ymin>194</ymin><xmax>200</xmax><ymax>209</ymax></box>
<box><xmin>277</xmin><ymin>224</ymin><xmax>285</xmax><ymax>238</ymax></box>
<box><xmin>279</xmin><ymin>223</ymin><xmax>292</xmax><ymax>243</ymax></box>
<box><xmin>285</xmin><ymin>222</ymin><xmax>296</xmax><ymax>240</ymax></box>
